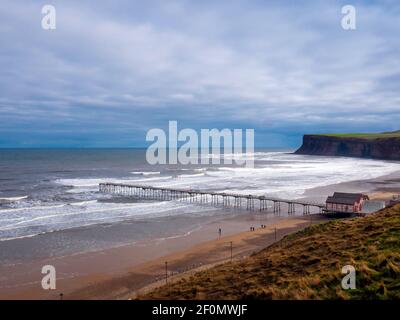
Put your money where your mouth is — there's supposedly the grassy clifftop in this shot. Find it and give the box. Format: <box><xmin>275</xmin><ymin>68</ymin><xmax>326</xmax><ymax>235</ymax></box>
<box><xmin>318</xmin><ymin>131</ymin><xmax>400</xmax><ymax>140</ymax></box>
<box><xmin>295</xmin><ymin>131</ymin><xmax>400</xmax><ymax>159</ymax></box>
<box><xmin>144</xmin><ymin>204</ymin><xmax>400</xmax><ymax>300</ymax></box>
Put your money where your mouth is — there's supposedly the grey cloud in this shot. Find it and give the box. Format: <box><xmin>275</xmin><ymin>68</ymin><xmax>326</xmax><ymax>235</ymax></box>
<box><xmin>0</xmin><ymin>0</ymin><xmax>399</xmax><ymax>147</ymax></box>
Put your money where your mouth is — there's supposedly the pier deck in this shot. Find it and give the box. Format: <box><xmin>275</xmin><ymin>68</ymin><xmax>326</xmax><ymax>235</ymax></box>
<box><xmin>99</xmin><ymin>182</ymin><xmax>325</xmax><ymax>215</ymax></box>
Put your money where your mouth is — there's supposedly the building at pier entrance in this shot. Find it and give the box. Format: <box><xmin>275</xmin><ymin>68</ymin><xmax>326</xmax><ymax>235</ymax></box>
<box><xmin>325</xmin><ymin>192</ymin><xmax>369</xmax><ymax>213</ymax></box>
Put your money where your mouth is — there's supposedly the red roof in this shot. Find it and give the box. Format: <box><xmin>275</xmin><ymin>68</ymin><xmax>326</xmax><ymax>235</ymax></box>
<box><xmin>326</xmin><ymin>192</ymin><xmax>369</xmax><ymax>205</ymax></box>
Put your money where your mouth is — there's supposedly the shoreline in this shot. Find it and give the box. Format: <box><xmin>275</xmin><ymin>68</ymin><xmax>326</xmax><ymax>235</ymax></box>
<box><xmin>0</xmin><ymin>214</ymin><xmax>329</xmax><ymax>300</ymax></box>
<box><xmin>1</xmin><ymin>169</ymin><xmax>400</xmax><ymax>299</ymax></box>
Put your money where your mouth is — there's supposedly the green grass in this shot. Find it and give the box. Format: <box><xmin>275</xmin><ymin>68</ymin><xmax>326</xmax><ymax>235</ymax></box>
<box><xmin>143</xmin><ymin>204</ymin><xmax>400</xmax><ymax>300</ymax></box>
<box><xmin>317</xmin><ymin>131</ymin><xmax>400</xmax><ymax>139</ymax></box>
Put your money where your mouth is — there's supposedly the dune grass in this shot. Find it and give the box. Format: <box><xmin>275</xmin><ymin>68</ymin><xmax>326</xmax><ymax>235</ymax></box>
<box><xmin>144</xmin><ymin>204</ymin><xmax>400</xmax><ymax>300</ymax></box>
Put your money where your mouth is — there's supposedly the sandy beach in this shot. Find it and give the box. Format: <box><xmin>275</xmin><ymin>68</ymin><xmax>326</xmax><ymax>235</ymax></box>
<box><xmin>0</xmin><ymin>212</ymin><xmax>325</xmax><ymax>300</ymax></box>
<box><xmin>1</xmin><ymin>170</ymin><xmax>399</xmax><ymax>300</ymax></box>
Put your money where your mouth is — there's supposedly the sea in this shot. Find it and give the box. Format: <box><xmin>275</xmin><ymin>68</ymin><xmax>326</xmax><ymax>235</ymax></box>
<box><xmin>1</xmin><ymin>148</ymin><xmax>399</xmax><ymax>243</ymax></box>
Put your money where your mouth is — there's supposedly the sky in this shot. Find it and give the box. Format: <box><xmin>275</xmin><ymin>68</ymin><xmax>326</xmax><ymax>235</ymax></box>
<box><xmin>0</xmin><ymin>0</ymin><xmax>399</xmax><ymax>148</ymax></box>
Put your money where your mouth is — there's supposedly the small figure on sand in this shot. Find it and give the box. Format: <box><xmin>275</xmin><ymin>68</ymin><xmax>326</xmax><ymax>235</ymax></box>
<box><xmin>218</xmin><ymin>228</ymin><xmax>222</xmax><ymax>238</ymax></box>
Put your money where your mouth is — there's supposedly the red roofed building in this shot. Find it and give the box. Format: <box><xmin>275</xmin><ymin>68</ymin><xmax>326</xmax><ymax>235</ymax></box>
<box><xmin>325</xmin><ymin>192</ymin><xmax>369</xmax><ymax>213</ymax></box>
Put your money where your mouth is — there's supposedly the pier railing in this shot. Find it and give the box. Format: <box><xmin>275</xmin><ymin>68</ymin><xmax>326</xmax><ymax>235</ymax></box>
<box><xmin>99</xmin><ymin>182</ymin><xmax>325</xmax><ymax>215</ymax></box>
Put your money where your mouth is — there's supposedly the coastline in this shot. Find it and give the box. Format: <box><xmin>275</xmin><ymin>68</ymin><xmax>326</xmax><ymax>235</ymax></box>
<box><xmin>1</xmin><ymin>169</ymin><xmax>400</xmax><ymax>299</ymax></box>
<box><xmin>0</xmin><ymin>214</ymin><xmax>329</xmax><ymax>300</ymax></box>
<box><xmin>310</xmin><ymin>170</ymin><xmax>400</xmax><ymax>202</ymax></box>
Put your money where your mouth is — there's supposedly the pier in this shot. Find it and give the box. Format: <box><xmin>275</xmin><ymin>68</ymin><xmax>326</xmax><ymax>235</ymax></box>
<box><xmin>99</xmin><ymin>182</ymin><xmax>325</xmax><ymax>215</ymax></box>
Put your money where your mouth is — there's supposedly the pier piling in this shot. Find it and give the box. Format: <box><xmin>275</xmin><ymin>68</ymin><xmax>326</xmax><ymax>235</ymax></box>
<box><xmin>99</xmin><ymin>182</ymin><xmax>325</xmax><ymax>215</ymax></box>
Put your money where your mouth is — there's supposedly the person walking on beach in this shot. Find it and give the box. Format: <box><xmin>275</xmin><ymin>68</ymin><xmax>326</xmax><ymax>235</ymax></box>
<box><xmin>218</xmin><ymin>228</ymin><xmax>222</xmax><ymax>238</ymax></box>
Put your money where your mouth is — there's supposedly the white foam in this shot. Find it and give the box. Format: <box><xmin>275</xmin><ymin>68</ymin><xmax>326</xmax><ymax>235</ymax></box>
<box><xmin>1</xmin><ymin>152</ymin><xmax>399</xmax><ymax>241</ymax></box>
<box><xmin>0</xmin><ymin>204</ymin><xmax>66</xmax><ymax>213</ymax></box>
<box><xmin>137</xmin><ymin>154</ymin><xmax>400</xmax><ymax>198</ymax></box>
<box><xmin>56</xmin><ymin>178</ymin><xmax>105</xmax><ymax>188</ymax></box>
<box><xmin>0</xmin><ymin>199</ymin><xmax>215</xmax><ymax>240</ymax></box>
<box><xmin>0</xmin><ymin>196</ymin><xmax>28</xmax><ymax>202</ymax></box>
<box><xmin>178</xmin><ymin>173</ymin><xmax>205</xmax><ymax>178</ymax></box>
<box><xmin>70</xmin><ymin>200</ymin><xmax>98</xmax><ymax>206</ymax></box>
<box><xmin>131</xmin><ymin>171</ymin><xmax>160</xmax><ymax>176</ymax></box>
<box><xmin>57</xmin><ymin>176</ymin><xmax>173</xmax><ymax>189</ymax></box>
<box><xmin>128</xmin><ymin>176</ymin><xmax>172</xmax><ymax>183</ymax></box>
<box><xmin>180</xmin><ymin>168</ymin><xmax>207</xmax><ymax>172</ymax></box>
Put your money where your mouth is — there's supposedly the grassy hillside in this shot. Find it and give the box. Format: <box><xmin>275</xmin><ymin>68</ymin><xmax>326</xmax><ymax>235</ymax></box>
<box><xmin>144</xmin><ymin>204</ymin><xmax>400</xmax><ymax>300</ymax></box>
<box><xmin>317</xmin><ymin>131</ymin><xmax>400</xmax><ymax>139</ymax></box>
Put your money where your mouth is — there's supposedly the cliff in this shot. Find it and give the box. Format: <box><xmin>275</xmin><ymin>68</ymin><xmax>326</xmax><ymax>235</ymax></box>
<box><xmin>295</xmin><ymin>133</ymin><xmax>400</xmax><ymax>160</ymax></box>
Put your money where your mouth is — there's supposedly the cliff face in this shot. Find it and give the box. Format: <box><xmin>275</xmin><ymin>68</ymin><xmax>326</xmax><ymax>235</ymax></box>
<box><xmin>295</xmin><ymin>135</ymin><xmax>400</xmax><ymax>160</ymax></box>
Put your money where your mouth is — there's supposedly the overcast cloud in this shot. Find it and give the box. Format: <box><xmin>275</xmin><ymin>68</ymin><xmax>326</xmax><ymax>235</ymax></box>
<box><xmin>0</xmin><ymin>0</ymin><xmax>399</xmax><ymax>147</ymax></box>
